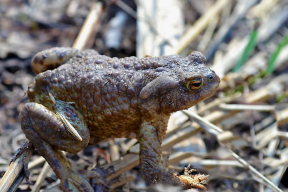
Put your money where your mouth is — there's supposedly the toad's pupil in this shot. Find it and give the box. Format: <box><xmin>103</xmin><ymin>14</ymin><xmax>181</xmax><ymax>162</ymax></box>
<box><xmin>192</xmin><ymin>82</ymin><xmax>201</xmax><ymax>87</ymax></box>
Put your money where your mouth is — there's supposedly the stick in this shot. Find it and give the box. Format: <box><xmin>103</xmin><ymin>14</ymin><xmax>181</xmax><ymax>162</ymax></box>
<box><xmin>72</xmin><ymin>2</ymin><xmax>103</xmax><ymax>50</ymax></box>
<box><xmin>0</xmin><ymin>143</ymin><xmax>33</xmax><ymax>192</ymax></box>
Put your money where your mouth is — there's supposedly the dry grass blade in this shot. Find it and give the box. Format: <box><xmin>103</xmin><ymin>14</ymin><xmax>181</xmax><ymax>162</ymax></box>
<box><xmin>56</xmin><ymin>112</ymin><xmax>82</xmax><ymax>141</ymax></box>
<box><xmin>31</xmin><ymin>162</ymin><xmax>51</xmax><ymax>192</ymax></box>
<box><xmin>197</xmin><ymin>160</ymin><xmax>244</xmax><ymax>168</ymax></box>
<box><xmin>219</xmin><ymin>103</ymin><xmax>275</xmax><ymax>111</ymax></box>
<box><xmin>72</xmin><ymin>2</ymin><xmax>103</xmax><ymax>50</ymax></box>
<box><xmin>48</xmin><ymin>93</ymin><xmax>56</xmax><ymax>105</ymax></box>
<box><xmin>182</xmin><ymin>111</ymin><xmax>223</xmax><ymax>135</ymax></box>
<box><xmin>182</xmin><ymin>110</ymin><xmax>283</xmax><ymax>192</ymax></box>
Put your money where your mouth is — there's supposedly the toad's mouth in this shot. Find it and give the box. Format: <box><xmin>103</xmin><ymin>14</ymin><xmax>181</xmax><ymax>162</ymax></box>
<box><xmin>27</xmin><ymin>82</ymin><xmax>36</xmax><ymax>102</ymax></box>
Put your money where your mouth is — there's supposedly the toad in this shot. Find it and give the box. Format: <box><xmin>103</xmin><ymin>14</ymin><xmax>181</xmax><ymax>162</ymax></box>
<box><xmin>20</xmin><ymin>47</ymin><xmax>220</xmax><ymax>191</ymax></box>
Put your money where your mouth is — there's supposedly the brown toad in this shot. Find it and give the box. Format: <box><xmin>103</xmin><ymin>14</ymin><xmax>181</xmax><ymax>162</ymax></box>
<box><xmin>20</xmin><ymin>47</ymin><xmax>220</xmax><ymax>191</ymax></box>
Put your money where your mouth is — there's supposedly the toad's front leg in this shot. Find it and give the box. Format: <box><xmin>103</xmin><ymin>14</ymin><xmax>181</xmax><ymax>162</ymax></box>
<box><xmin>19</xmin><ymin>102</ymin><xmax>93</xmax><ymax>192</ymax></box>
<box><xmin>138</xmin><ymin>118</ymin><xmax>180</xmax><ymax>185</ymax></box>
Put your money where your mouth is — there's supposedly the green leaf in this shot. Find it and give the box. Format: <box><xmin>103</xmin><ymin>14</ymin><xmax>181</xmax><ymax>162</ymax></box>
<box><xmin>267</xmin><ymin>34</ymin><xmax>288</xmax><ymax>74</ymax></box>
<box><xmin>233</xmin><ymin>30</ymin><xmax>258</xmax><ymax>72</ymax></box>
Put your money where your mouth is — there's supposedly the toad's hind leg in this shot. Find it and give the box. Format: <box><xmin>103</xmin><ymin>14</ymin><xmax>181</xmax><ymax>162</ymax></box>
<box><xmin>19</xmin><ymin>102</ymin><xmax>93</xmax><ymax>192</ymax></box>
<box><xmin>31</xmin><ymin>47</ymin><xmax>80</xmax><ymax>74</ymax></box>
<box><xmin>31</xmin><ymin>47</ymin><xmax>100</xmax><ymax>74</ymax></box>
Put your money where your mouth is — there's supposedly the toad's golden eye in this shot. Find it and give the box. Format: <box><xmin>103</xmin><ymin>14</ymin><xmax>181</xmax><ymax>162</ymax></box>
<box><xmin>186</xmin><ymin>78</ymin><xmax>203</xmax><ymax>90</ymax></box>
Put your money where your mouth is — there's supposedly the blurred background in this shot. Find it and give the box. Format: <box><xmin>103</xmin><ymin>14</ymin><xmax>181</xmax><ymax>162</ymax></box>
<box><xmin>1</xmin><ymin>0</ymin><xmax>288</xmax><ymax>191</ymax></box>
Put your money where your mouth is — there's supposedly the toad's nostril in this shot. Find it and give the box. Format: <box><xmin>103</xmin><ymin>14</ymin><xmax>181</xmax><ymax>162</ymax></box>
<box><xmin>209</xmin><ymin>75</ymin><xmax>214</xmax><ymax>80</ymax></box>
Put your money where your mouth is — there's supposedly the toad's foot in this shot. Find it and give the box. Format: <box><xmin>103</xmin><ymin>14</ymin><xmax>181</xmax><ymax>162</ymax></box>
<box><xmin>83</xmin><ymin>167</ymin><xmax>110</xmax><ymax>191</ymax></box>
<box><xmin>60</xmin><ymin>165</ymin><xmax>110</xmax><ymax>192</ymax></box>
<box><xmin>10</xmin><ymin>142</ymin><xmax>32</xmax><ymax>163</ymax></box>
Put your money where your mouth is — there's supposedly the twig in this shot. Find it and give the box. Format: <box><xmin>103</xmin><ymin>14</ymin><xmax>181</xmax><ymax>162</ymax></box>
<box><xmin>0</xmin><ymin>143</ymin><xmax>33</xmax><ymax>192</ymax></box>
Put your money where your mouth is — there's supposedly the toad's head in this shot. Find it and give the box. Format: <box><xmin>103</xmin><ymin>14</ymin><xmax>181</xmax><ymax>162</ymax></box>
<box><xmin>139</xmin><ymin>51</ymin><xmax>220</xmax><ymax>113</ymax></box>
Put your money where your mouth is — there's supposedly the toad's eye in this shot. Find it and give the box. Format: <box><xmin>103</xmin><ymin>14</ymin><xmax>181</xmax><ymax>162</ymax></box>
<box><xmin>186</xmin><ymin>78</ymin><xmax>203</xmax><ymax>90</ymax></box>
